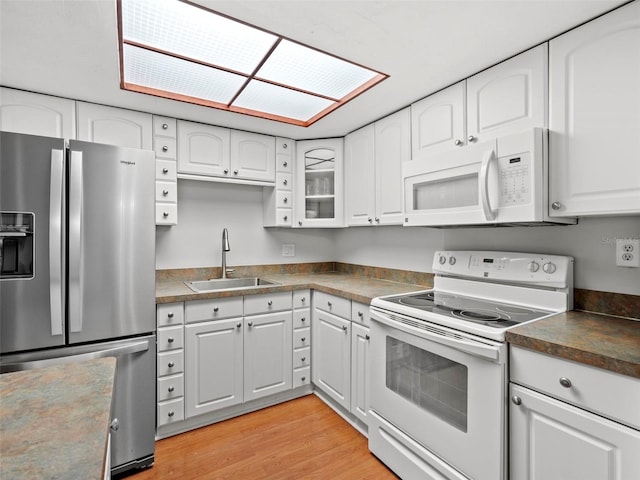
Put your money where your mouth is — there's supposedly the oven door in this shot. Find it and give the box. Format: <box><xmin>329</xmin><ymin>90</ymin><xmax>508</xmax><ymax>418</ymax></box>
<box><xmin>369</xmin><ymin>307</ymin><xmax>507</xmax><ymax>480</ymax></box>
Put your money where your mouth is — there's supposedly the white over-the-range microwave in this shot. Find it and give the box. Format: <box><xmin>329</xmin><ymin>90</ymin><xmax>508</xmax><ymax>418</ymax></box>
<box><xmin>402</xmin><ymin>128</ymin><xmax>576</xmax><ymax>227</ymax></box>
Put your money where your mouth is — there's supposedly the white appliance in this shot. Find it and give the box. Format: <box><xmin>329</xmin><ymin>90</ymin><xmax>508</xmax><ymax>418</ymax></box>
<box><xmin>402</xmin><ymin>128</ymin><xmax>576</xmax><ymax>227</ymax></box>
<box><xmin>368</xmin><ymin>250</ymin><xmax>573</xmax><ymax>480</ymax></box>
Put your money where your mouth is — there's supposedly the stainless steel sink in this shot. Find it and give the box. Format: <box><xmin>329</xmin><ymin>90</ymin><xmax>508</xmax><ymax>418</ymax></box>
<box><xmin>184</xmin><ymin>277</ymin><xmax>280</xmax><ymax>293</ymax></box>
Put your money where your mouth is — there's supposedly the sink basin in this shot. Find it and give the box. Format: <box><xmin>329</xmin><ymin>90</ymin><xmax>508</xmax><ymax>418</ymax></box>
<box><xmin>184</xmin><ymin>277</ymin><xmax>280</xmax><ymax>293</ymax></box>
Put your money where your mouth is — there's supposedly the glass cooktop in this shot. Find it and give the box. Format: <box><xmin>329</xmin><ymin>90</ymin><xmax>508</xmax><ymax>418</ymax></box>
<box><xmin>378</xmin><ymin>290</ymin><xmax>553</xmax><ymax>329</ymax></box>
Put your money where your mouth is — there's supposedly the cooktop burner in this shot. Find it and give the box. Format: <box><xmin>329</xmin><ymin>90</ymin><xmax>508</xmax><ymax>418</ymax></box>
<box><xmin>378</xmin><ymin>290</ymin><xmax>552</xmax><ymax>329</ymax></box>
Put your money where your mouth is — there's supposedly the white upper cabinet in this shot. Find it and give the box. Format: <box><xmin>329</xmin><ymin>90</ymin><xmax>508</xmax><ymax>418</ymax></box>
<box><xmin>549</xmin><ymin>1</ymin><xmax>640</xmax><ymax>216</ymax></box>
<box><xmin>76</xmin><ymin>101</ymin><xmax>152</xmax><ymax>149</ymax></box>
<box><xmin>411</xmin><ymin>81</ymin><xmax>466</xmax><ymax>160</ymax></box>
<box><xmin>0</xmin><ymin>87</ymin><xmax>76</xmax><ymax>140</ymax></box>
<box><xmin>411</xmin><ymin>44</ymin><xmax>547</xmax><ymax>162</ymax></box>
<box><xmin>467</xmin><ymin>44</ymin><xmax>548</xmax><ymax>143</ymax></box>
<box><xmin>177</xmin><ymin>120</ymin><xmax>275</xmax><ymax>185</ymax></box>
<box><xmin>230</xmin><ymin>130</ymin><xmax>275</xmax><ymax>183</ymax></box>
<box><xmin>345</xmin><ymin>124</ymin><xmax>376</xmax><ymax>225</ymax></box>
<box><xmin>177</xmin><ymin>120</ymin><xmax>230</xmax><ymax>177</ymax></box>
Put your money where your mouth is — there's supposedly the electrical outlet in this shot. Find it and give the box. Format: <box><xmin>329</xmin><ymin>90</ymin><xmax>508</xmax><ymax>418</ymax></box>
<box><xmin>616</xmin><ymin>238</ymin><xmax>640</xmax><ymax>267</ymax></box>
<box><xmin>282</xmin><ymin>244</ymin><xmax>295</xmax><ymax>257</ymax></box>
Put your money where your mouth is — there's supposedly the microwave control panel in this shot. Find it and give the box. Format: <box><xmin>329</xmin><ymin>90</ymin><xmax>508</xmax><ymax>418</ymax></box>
<box><xmin>498</xmin><ymin>153</ymin><xmax>531</xmax><ymax>206</ymax></box>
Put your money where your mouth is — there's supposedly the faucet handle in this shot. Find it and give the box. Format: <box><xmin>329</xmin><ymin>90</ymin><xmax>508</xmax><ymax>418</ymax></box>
<box><xmin>225</xmin><ymin>268</ymin><xmax>235</xmax><ymax>277</ymax></box>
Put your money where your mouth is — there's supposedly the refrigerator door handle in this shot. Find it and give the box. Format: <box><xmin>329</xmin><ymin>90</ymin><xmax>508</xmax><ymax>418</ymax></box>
<box><xmin>49</xmin><ymin>148</ymin><xmax>65</xmax><ymax>336</ymax></box>
<box><xmin>68</xmin><ymin>149</ymin><xmax>84</xmax><ymax>333</ymax></box>
<box><xmin>0</xmin><ymin>339</ymin><xmax>150</xmax><ymax>373</ymax></box>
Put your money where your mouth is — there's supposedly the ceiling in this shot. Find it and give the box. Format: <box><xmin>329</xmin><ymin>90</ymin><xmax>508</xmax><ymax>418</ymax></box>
<box><xmin>0</xmin><ymin>0</ymin><xmax>627</xmax><ymax>140</ymax></box>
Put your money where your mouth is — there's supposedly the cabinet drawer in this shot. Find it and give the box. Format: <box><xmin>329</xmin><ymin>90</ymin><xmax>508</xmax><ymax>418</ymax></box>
<box><xmin>156</xmin><ymin>203</ymin><xmax>178</xmax><ymax>225</ymax></box>
<box><xmin>351</xmin><ymin>301</ymin><xmax>370</xmax><ymax>326</ymax></box>
<box><xmin>314</xmin><ymin>291</ymin><xmax>351</xmax><ymax>318</ymax></box>
<box><xmin>157</xmin><ymin>397</ymin><xmax>184</xmax><ymax>426</ymax></box>
<box><xmin>157</xmin><ymin>374</ymin><xmax>184</xmax><ymax>402</ymax></box>
<box><xmin>157</xmin><ymin>302</ymin><xmax>184</xmax><ymax>327</ymax></box>
<box><xmin>153</xmin><ymin>116</ymin><xmax>177</xmax><ymax>137</ymax></box>
<box><xmin>276</xmin><ymin>191</ymin><xmax>292</xmax><ymax>209</ymax></box>
<box><xmin>244</xmin><ymin>291</ymin><xmax>292</xmax><ymax>316</ymax></box>
<box><xmin>185</xmin><ymin>297</ymin><xmax>243</xmax><ymax>323</ymax></box>
<box><xmin>157</xmin><ymin>326</ymin><xmax>183</xmax><ymax>351</ymax></box>
<box><xmin>293</xmin><ymin>328</ymin><xmax>310</xmax><ymax>349</ymax></box>
<box><xmin>276</xmin><ymin>208</ymin><xmax>292</xmax><ymax>227</ymax></box>
<box><xmin>155</xmin><ymin>181</ymin><xmax>177</xmax><ymax>202</ymax></box>
<box><xmin>293</xmin><ymin>347</ymin><xmax>311</xmax><ymax>369</ymax></box>
<box><xmin>293</xmin><ymin>290</ymin><xmax>310</xmax><ymax>309</ymax></box>
<box><xmin>293</xmin><ymin>367</ymin><xmax>311</xmax><ymax>388</ymax></box>
<box><xmin>510</xmin><ymin>346</ymin><xmax>640</xmax><ymax>429</ymax></box>
<box><xmin>157</xmin><ymin>350</ymin><xmax>184</xmax><ymax>377</ymax></box>
<box><xmin>293</xmin><ymin>309</ymin><xmax>310</xmax><ymax>329</ymax></box>
<box><xmin>156</xmin><ymin>159</ymin><xmax>177</xmax><ymax>180</ymax></box>
<box><xmin>276</xmin><ymin>172</ymin><xmax>292</xmax><ymax>191</ymax></box>
<box><xmin>154</xmin><ymin>137</ymin><xmax>177</xmax><ymax>160</ymax></box>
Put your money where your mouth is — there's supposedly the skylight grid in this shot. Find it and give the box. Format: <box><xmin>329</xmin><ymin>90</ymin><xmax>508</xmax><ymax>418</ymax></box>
<box><xmin>118</xmin><ymin>0</ymin><xmax>388</xmax><ymax>126</ymax></box>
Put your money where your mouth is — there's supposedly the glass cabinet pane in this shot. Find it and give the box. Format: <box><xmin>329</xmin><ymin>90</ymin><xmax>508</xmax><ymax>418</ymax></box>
<box><xmin>304</xmin><ymin>148</ymin><xmax>335</xmax><ymax>219</ymax></box>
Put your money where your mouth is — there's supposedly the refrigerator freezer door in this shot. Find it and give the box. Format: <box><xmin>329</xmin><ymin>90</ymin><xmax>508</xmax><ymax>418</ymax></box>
<box><xmin>68</xmin><ymin>140</ymin><xmax>155</xmax><ymax>343</ymax></box>
<box><xmin>0</xmin><ymin>131</ymin><xmax>66</xmax><ymax>353</ymax></box>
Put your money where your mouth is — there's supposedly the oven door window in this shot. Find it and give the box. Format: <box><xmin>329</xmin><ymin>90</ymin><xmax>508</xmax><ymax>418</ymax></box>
<box><xmin>386</xmin><ymin>336</ymin><xmax>468</xmax><ymax>432</ymax></box>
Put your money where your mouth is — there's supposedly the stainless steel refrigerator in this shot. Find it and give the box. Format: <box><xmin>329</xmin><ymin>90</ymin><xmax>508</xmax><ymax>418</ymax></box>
<box><xmin>1</xmin><ymin>131</ymin><xmax>156</xmax><ymax>476</ymax></box>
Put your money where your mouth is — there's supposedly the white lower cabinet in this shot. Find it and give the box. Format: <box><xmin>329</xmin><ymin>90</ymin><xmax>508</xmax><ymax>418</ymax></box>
<box><xmin>350</xmin><ymin>302</ymin><xmax>370</xmax><ymax>425</ymax></box>
<box><xmin>156</xmin><ymin>302</ymin><xmax>185</xmax><ymax>427</ymax></box>
<box><xmin>292</xmin><ymin>290</ymin><xmax>311</xmax><ymax>388</ymax></box>
<box><xmin>510</xmin><ymin>346</ymin><xmax>640</xmax><ymax>480</ymax></box>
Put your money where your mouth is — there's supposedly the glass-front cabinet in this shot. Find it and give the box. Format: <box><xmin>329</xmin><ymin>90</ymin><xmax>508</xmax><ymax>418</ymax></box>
<box><xmin>295</xmin><ymin>138</ymin><xmax>344</xmax><ymax>227</ymax></box>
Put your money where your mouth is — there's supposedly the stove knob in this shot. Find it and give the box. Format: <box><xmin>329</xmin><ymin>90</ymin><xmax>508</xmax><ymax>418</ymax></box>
<box><xmin>543</xmin><ymin>262</ymin><xmax>557</xmax><ymax>274</ymax></box>
<box><xmin>448</xmin><ymin>256</ymin><xmax>456</xmax><ymax>266</ymax></box>
<box><xmin>439</xmin><ymin>255</ymin><xmax>447</xmax><ymax>265</ymax></box>
<box><xmin>528</xmin><ymin>261</ymin><xmax>540</xmax><ymax>273</ymax></box>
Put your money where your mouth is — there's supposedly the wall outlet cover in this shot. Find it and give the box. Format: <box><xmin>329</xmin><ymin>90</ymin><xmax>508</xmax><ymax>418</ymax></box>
<box><xmin>616</xmin><ymin>238</ymin><xmax>640</xmax><ymax>267</ymax></box>
<box><xmin>282</xmin><ymin>244</ymin><xmax>295</xmax><ymax>257</ymax></box>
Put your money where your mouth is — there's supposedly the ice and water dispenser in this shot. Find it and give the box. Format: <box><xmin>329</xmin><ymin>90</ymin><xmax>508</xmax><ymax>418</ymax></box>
<box><xmin>0</xmin><ymin>212</ymin><xmax>34</xmax><ymax>279</ymax></box>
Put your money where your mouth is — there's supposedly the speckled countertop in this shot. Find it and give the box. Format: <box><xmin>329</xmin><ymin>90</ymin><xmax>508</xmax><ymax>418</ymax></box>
<box><xmin>0</xmin><ymin>357</ymin><xmax>116</xmax><ymax>480</ymax></box>
<box><xmin>506</xmin><ymin>311</ymin><xmax>640</xmax><ymax>379</ymax></box>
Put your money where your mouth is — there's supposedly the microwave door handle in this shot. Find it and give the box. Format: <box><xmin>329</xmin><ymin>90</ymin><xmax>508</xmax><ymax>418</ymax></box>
<box><xmin>480</xmin><ymin>149</ymin><xmax>497</xmax><ymax>221</ymax></box>
<box><xmin>49</xmin><ymin>148</ymin><xmax>65</xmax><ymax>336</ymax></box>
<box><xmin>68</xmin><ymin>149</ymin><xmax>84</xmax><ymax>333</ymax></box>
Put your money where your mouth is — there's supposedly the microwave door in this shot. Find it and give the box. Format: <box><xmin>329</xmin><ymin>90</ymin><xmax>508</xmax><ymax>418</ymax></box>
<box><xmin>0</xmin><ymin>132</ymin><xmax>66</xmax><ymax>354</ymax></box>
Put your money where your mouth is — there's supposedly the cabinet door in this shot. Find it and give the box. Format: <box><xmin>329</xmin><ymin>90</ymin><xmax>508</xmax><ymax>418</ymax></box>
<box><xmin>345</xmin><ymin>124</ymin><xmax>375</xmax><ymax>226</ymax></box>
<box><xmin>510</xmin><ymin>384</ymin><xmax>640</xmax><ymax>480</ymax></box>
<box><xmin>351</xmin><ymin>322</ymin><xmax>370</xmax><ymax>425</ymax></box>
<box><xmin>295</xmin><ymin>138</ymin><xmax>344</xmax><ymax>228</ymax></box>
<box><xmin>411</xmin><ymin>81</ymin><xmax>465</xmax><ymax>160</ymax></box>
<box><xmin>375</xmin><ymin>108</ymin><xmax>410</xmax><ymax>224</ymax></box>
<box><xmin>467</xmin><ymin>44</ymin><xmax>548</xmax><ymax>143</ymax></box>
<box><xmin>185</xmin><ymin>318</ymin><xmax>243</xmax><ymax>417</ymax></box>
<box><xmin>230</xmin><ymin>130</ymin><xmax>275</xmax><ymax>182</ymax></box>
<box><xmin>549</xmin><ymin>1</ymin><xmax>640</xmax><ymax>216</ymax></box>
<box><xmin>177</xmin><ymin>120</ymin><xmax>230</xmax><ymax>177</ymax></box>
<box><xmin>76</xmin><ymin>101</ymin><xmax>152</xmax><ymax>149</ymax></box>
<box><xmin>244</xmin><ymin>311</ymin><xmax>292</xmax><ymax>402</ymax></box>
<box><xmin>311</xmin><ymin>308</ymin><xmax>351</xmax><ymax>410</ymax></box>
<box><xmin>0</xmin><ymin>87</ymin><xmax>76</xmax><ymax>139</ymax></box>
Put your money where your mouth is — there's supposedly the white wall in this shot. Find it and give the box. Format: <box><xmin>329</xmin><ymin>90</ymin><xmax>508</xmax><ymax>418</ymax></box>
<box><xmin>335</xmin><ymin>217</ymin><xmax>640</xmax><ymax>295</ymax></box>
<box><xmin>157</xmin><ymin>181</ymin><xmax>639</xmax><ymax>295</ymax></box>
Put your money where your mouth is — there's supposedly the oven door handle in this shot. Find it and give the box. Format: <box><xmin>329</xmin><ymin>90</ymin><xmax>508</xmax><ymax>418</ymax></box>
<box><xmin>372</xmin><ymin>310</ymin><xmax>504</xmax><ymax>362</ymax></box>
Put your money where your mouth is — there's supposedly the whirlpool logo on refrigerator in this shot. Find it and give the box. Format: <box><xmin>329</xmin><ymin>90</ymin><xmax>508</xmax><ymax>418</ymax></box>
<box><xmin>120</xmin><ymin>160</ymin><xmax>136</xmax><ymax>166</ymax></box>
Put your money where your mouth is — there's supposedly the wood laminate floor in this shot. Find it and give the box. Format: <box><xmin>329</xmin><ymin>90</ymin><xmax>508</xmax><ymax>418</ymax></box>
<box><xmin>128</xmin><ymin>394</ymin><xmax>398</xmax><ymax>480</ymax></box>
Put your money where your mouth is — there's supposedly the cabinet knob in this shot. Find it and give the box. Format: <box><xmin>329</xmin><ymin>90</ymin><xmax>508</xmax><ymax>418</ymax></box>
<box><xmin>365</xmin><ymin>334</ymin><xmax>370</xmax><ymax>340</ymax></box>
<box><xmin>213</xmin><ymin>307</ymin><xmax>219</xmax><ymax>313</ymax></box>
<box><xmin>368</xmin><ymin>217</ymin><xmax>373</xmax><ymax>223</ymax></box>
<box><xmin>248</xmin><ymin>321</ymin><xmax>254</xmax><ymax>327</ymax></box>
<box><xmin>233</xmin><ymin>169</ymin><xmax>239</xmax><ymax>175</ymax></box>
<box><xmin>511</xmin><ymin>396</ymin><xmax>522</xmax><ymax>406</ymax></box>
<box><xmin>301</xmin><ymin>357</ymin><xmax>306</xmax><ymax>362</ymax></box>
<box><xmin>454</xmin><ymin>139</ymin><xmax>463</xmax><ymax>146</ymax></box>
<box><xmin>551</xmin><ymin>202</ymin><xmax>561</xmax><ymax>210</ymax></box>
<box><xmin>283</xmin><ymin>215</ymin><xmax>288</xmax><ymax>221</ymax></box>
<box><xmin>162</xmin><ymin>189</ymin><xmax>169</xmax><ymax>196</ymax></box>
<box><xmin>283</xmin><ymin>179</ymin><xmax>288</xmax><ymax>185</ymax></box>
<box><xmin>168</xmin><ymin>362</ymin><xmax>175</xmax><ymax>368</ymax></box>
<box><xmin>301</xmin><ymin>297</ymin><xmax>306</xmax><ymax>303</ymax></box>
<box><xmin>468</xmin><ymin>135</ymin><xmax>477</xmax><ymax>143</ymax></box>
<box><xmin>358</xmin><ymin>311</ymin><xmax>363</xmax><ymax>317</ymax></box>
<box><xmin>375</xmin><ymin>217</ymin><xmax>380</xmax><ymax>223</ymax></box>
<box><xmin>167</xmin><ymin>337</ymin><xmax>174</xmax><ymax>343</ymax></box>
<box><xmin>327</xmin><ymin>301</ymin><xmax>332</xmax><ymax>307</ymax></box>
<box><xmin>298</xmin><ymin>221</ymin><xmax>303</xmax><ymax>226</ymax></box>
<box><xmin>162</xmin><ymin>145</ymin><xmax>168</xmax><ymax>152</ymax></box>
<box><xmin>168</xmin><ymin>386</ymin><xmax>175</xmax><ymax>392</ymax></box>
<box><xmin>301</xmin><ymin>317</ymin><xmax>306</xmax><ymax>322</ymax></box>
<box><xmin>162</xmin><ymin>168</ymin><xmax>169</xmax><ymax>173</ymax></box>
<box><xmin>162</xmin><ymin>123</ymin><xmax>169</xmax><ymax>130</ymax></box>
<box><xmin>268</xmin><ymin>300</ymin><xmax>273</xmax><ymax>306</ymax></box>
<box><xmin>342</xmin><ymin>325</ymin><xmax>348</xmax><ymax>332</ymax></box>
<box><xmin>283</xmin><ymin>161</ymin><xmax>288</xmax><ymax>167</ymax></box>
<box><xmin>224</xmin><ymin>168</ymin><xmax>229</xmax><ymax>174</ymax></box>
<box><xmin>167</xmin><ymin>312</ymin><xmax>174</xmax><ymax>318</ymax></box>
<box><xmin>282</xmin><ymin>143</ymin><xmax>288</xmax><ymax>150</ymax></box>
<box><xmin>163</xmin><ymin>212</ymin><xmax>169</xmax><ymax>218</ymax></box>
<box><xmin>559</xmin><ymin>377</ymin><xmax>572</xmax><ymax>388</ymax></box>
<box><xmin>168</xmin><ymin>411</ymin><xmax>175</xmax><ymax>417</ymax></box>
<box><xmin>236</xmin><ymin>322</ymin><xmax>242</xmax><ymax>329</ymax></box>
<box><xmin>283</xmin><ymin>197</ymin><xmax>288</xmax><ymax>203</ymax></box>
<box><xmin>301</xmin><ymin>337</ymin><xmax>306</xmax><ymax>342</ymax></box>
<box><xmin>301</xmin><ymin>376</ymin><xmax>306</xmax><ymax>381</ymax></box>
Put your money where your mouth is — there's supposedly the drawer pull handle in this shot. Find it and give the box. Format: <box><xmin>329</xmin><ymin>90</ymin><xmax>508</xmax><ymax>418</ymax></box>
<box><xmin>162</xmin><ymin>123</ymin><xmax>169</xmax><ymax>130</ymax></box>
<box><xmin>268</xmin><ymin>300</ymin><xmax>273</xmax><ymax>306</ymax></box>
<box><xmin>163</xmin><ymin>212</ymin><xmax>169</xmax><ymax>218</ymax></box>
<box><xmin>168</xmin><ymin>411</ymin><xmax>175</xmax><ymax>417</ymax></box>
<box><xmin>301</xmin><ymin>297</ymin><xmax>306</xmax><ymax>302</ymax></box>
<box><xmin>167</xmin><ymin>337</ymin><xmax>174</xmax><ymax>343</ymax></box>
<box><xmin>248</xmin><ymin>321</ymin><xmax>253</xmax><ymax>327</ymax></box>
<box><xmin>162</xmin><ymin>167</ymin><xmax>169</xmax><ymax>173</ymax></box>
<box><xmin>283</xmin><ymin>216</ymin><xmax>288</xmax><ymax>221</ymax></box>
<box><xmin>168</xmin><ymin>362</ymin><xmax>175</xmax><ymax>368</ymax></box>
<box><xmin>162</xmin><ymin>189</ymin><xmax>169</xmax><ymax>196</ymax></box>
<box><xmin>559</xmin><ymin>377</ymin><xmax>572</xmax><ymax>388</ymax></box>
<box><xmin>213</xmin><ymin>307</ymin><xmax>219</xmax><ymax>313</ymax></box>
<box><xmin>342</xmin><ymin>325</ymin><xmax>348</xmax><ymax>332</ymax></box>
<box><xmin>301</xmin><ymin>337</ymin><xmax>306</xmax><ymax>342</ymax></box>
<box><xmin>283</xmin><ymin>179</ymin><xmax>288</xmax><ymax>185</ymax></box>
<box><xmin>327</xmin><ymin>301</ymin><xmax>332</xmax><ymax>307</ymax></box>
<box><xmin>162</xmin><ymin>145</ymin><xmax>169</xmax><ymax>152</ymax></box>
<box><xmin>301</xmin><ymin>357</ymin><xmax>306</xmax><ymax>362</ymax></box>
<box><xmin>167</xmin><ymin>312</ymin><xmax>174</xmax><ymax>318</ymax></box>
<box><xmin>365</xmin><ymin>334</ymin><xmax>370</xmax><ymax>340</ymax></box>
<box><xmin>511</xmin><ymin>396</ymin><xmax>522</xmax><ymax>406</ymax></box>
<box><xmin>301</xmin><ymin>376</ymin><xmax>306</xmax><ymax>381</ymax></box>
<box><xmin>236</xmin><ymin>322</ymin><xmax>242</xmax><ymax>329</ymax></box>
<box><xmin>301</xmin><ymin>317</ymin><xmax>306</xmax><ymax>322</ymax></box>
<box><xmin>168</xmin><ymin>386</ymin><xmax>174</xmax><ymax>392</ymax></box>
<box><xmin>358</xmin><ymin>311</ymin><xmax>363</xmax><ymax>317</ymax></box>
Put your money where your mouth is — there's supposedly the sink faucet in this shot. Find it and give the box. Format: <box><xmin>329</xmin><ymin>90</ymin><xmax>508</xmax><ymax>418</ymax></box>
<box><xmin>221</xmin><ymin>228</ymin><xmax>230</xmax><ymax>278</ymax></box>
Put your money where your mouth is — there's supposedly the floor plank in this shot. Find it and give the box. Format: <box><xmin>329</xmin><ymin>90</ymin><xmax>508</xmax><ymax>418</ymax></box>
<box><xmin>127</xmin><ymin>394</ymin><xmax>398</xmax><ymax>479</ymax></box>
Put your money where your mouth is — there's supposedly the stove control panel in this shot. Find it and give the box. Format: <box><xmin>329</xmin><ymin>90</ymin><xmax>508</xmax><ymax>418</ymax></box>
<box><xmin>433</xmin><ymin>251</ymin><xmax>573</xmax><ymax>288</ymax></box>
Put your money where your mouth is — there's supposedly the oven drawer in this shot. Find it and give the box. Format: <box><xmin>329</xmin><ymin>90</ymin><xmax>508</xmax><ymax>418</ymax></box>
<box><xmin>510</xmin><ymin>346</ymin><xmax>640</xmax><ymax>429</ymax></box>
